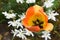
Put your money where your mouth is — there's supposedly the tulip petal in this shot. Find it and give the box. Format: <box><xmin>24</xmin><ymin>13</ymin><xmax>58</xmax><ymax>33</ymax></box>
<box><xmin>43</xmin><ymin>23</ymin><xmax>54</xmax><ymax>32</ymax></box>
<box><xmin>27</xmin><ymin>26</ymin><xmax>40</xmax><ymax>32</ymax></box>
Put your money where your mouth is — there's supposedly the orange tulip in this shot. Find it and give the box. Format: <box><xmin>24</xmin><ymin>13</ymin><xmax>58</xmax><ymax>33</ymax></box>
<box><xmin>22</xmin><ymin>5</ymin><xmax>53</xmax><ymax>32</ymax></box>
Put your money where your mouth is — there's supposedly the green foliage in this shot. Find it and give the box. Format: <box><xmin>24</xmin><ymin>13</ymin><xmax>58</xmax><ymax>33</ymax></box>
<box><xmin>52</xmin><ymin>0</ymin><xmax>60</xmax><ymax>10</ymax></box>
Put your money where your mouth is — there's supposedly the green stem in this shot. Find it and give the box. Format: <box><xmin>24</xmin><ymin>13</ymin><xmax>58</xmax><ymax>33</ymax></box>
<box><xmin>12</xmin><ymin>36</ymin><xmax>14</xmax><ymax>40</ymax></box>
<box><xmin>54</xmin><ymin>31</ymin><xmax>60</xmax><ymax>37</ymax></box>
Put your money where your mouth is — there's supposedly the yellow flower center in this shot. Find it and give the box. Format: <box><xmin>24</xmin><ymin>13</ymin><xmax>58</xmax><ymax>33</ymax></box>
<box><xmin>27</xmin><ymin>14</ymin><xmax>45</xmax><ymax>28</ymax></box>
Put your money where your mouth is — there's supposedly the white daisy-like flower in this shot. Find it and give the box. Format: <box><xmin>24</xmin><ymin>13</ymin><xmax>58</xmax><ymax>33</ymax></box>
<box><xmin>44</xmin><ymin>2</ymin><xmax>53</xmax><ymax>8</ymax></box>
<box><xmin>16</xmin><ymin>0</ymin><xmax>24</xmax><ymax>3</ymax></box>
<box><xmin>43</xmin><ymin>0</ymin><xmax>54</xmax><ymax>8</ymax></box>
<box><xmin>26</xmin><ymin>0</ymin><xmax>36</xmax><ymax>3</ymax></box>
<box><xmin>41</xmin><ymin>31</ymin><xmax>51</xmax><ymax>40</ymax></box>
<box><xmin>12</xmin><ymin>29</ymin><xmax>34</xmax><ymax>40</ymax></box>
<box><xmin>11</xmin><ymin>29</ymin><xmax>27</xmax><ymax>39</ymax></box>
<box><xmin>8</xmin><ymin>19</ymin><xmax>23</xmax><ymax>28</ymax></box>
<box><xmin>2</xmin><ymin>11</ymin><xmax>16</xmax><ymax>19</ymax></box>
<box><xmin>48</xmin><ymin>10</ymin><xmax>59</xmax><ymax>21</ymax></box>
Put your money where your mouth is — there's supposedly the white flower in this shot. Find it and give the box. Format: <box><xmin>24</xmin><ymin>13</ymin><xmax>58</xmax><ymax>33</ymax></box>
<box><xmin>11</xmin><ymin>29</ymin><xmax>27</xmax><ymax>39</ymax></box>
<box><xmin>16</xmin><ymin>0</ymin><xmax>36</xmax><ymax>3</ymax></box>
<box><xmin>11</xmin><ymin>29</ymin><xmax>34</xmax><ymax>40</ymax></box>
<box><xmin>48</xmin><ymin>10</ymin><xmax>59</xmax><ymax>21</ymax></box>
<box><xmin>11</xmin><ymin>29</ymin><xmax>19</xmax><ymax>37</ymax></box>
<box><xmin>44</xmin><ymin>2</ymin><xmax>53</xmax><ymax>8</ymax></box>
<box><xmin>8</xmin><ymin>19</ymin><xmax>23</xmax><ymax>28</ymax></box>
<box><xmin>16</xmin><ymin>29</ymin><xmax>27</xmax><ymax>39</ymax></box>
<box><xmin>43</xmin><ymin>0</ymin><xmax>54</xmax><ymax>8</ymax></box>
<box><xmin>16</xmin><ymin>0</ymin><xmax>24</xmax><ymax>3</ymax></box>
<box><xmin>18</xmin><ymin>13</ymin><xmax>25</xmax><ymax>20</ymax></box>
<box><xmin>2</xmin><ymin>11</ymin><xmax>16</xmax><ymax>19</ymax></box>
<box><xmin>41</xmin><ymin>31</ymin><xmax>51</xmax><ymax>40</ymax></box>
<box><xmin>8</xmin><ymin>21</ymin><xmax>17</xmax><ymax>27</ymax></box>
<box><xmin>23</xmin><ymin>28</ymin><xmax>34</xmax><ymax>37</ymax></box>
<box><xmin>26</xmin><ymin>0</ymin><xmax>36</xmax><ymax>3</ymax></box>
<box><xmin>48</xmin><ymin>0</ymin><xmax>54</xmax><ymax>2</ymax></box>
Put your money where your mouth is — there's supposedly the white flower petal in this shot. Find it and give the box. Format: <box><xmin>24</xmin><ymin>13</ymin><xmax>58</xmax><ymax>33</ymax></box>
<box><xmin>51</xmin><ymin>17</ymin><xmax>56</xmax><ymax>21</ymax></box>
<box><xmin>24</xmin><ymin>28</ymin><xmax>34</xmax><ymax>37</ymax></box>
<box><xmin>26</xmin><ymin>0</ymin><xmax>36</xmax><ymax>3</ymax></box>
<box><xmin>18</xmin><ymin>13</ymin><xmax>25</xmax><ymax>20</ymax></box>
<box><xmin>48</xmin><ymin>0</ymin><xmax>54</xmax><ymax>2</ymax></box>
<box><xmin>16</xmin><ymin>0</ymin><xmax>24</xmax><ymax>3</ymax></box>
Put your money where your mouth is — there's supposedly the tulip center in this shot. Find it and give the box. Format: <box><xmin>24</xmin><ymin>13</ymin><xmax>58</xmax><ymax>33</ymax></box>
<box><xmin>33</xmin><ymin>19</ymin><xmax>43</xmax><ymax>28</ymax></box>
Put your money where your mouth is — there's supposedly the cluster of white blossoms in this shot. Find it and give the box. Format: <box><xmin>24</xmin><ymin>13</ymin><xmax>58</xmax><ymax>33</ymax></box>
<box><xmin>2</xmin><ymin>11</ymin><xmax>16</xmax><ymax>19</ymax></box>
<box><xmin>8</xmin><ymin>19</ymin><xmax>23</xmax><ymax>28</ymax></box>
<box><xmin>43</xmin><ymin>0</ymin><xmax>54</xmax><ymax>8</ymax></box>
<box><xmin>43</xmin><ymin>0</ymin><xmax>59</xmax><ymax>21</ymax></box>
<box><xmin>12</xmin><ymin>28</ymin><xmax>34</xmax><ymax>40</ymax></box>
<box><xmin>41</xmin><ymin>0</ymin><xmax>59</xmax><ymax>40</ymax></box>
<box><xmin>16</xmin><ymin>0</ymin><xmax>36</xmax><ymax>3</ymax></box>
<box><xmin>2</xmin><ymin>11</ymin><xmax>34</xmax><ymax>40</ymax></box>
